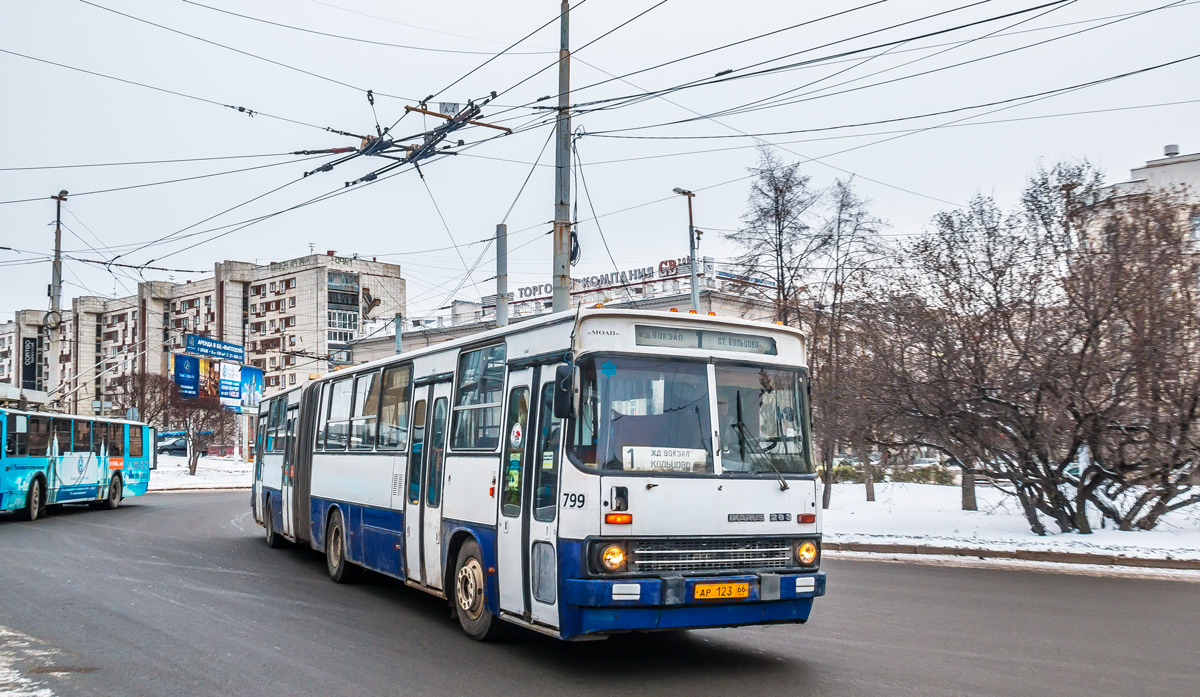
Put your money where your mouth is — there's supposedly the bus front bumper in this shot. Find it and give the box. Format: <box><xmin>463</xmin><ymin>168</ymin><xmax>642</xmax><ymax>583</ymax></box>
<box><xmin>560</xmin><ymin>571</ymin><xmax>826</xmax><ymax>638</ymax></box>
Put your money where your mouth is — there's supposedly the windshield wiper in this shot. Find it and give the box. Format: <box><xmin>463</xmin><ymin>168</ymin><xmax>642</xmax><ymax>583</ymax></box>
<box><xmin>733</xmin><ymin>421</ymin><xmax>789</xmax><ymax>491</ymax></box>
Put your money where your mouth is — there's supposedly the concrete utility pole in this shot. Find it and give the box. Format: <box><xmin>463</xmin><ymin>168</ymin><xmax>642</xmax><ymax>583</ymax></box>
<box><xmin>48</xmin><ymin>190</ymin><xmax>68</xmax><ymax>406</ymax></box>
<box><xmin>393</xmin><ymin>312</ymin><xmax>404</xmax><ymax>354</ymax></box>
<box><xmin>496</xmin><ymin>223</ymin><xmax>509</xmax><ymax>327</ymax></box>
<box><xmin>673</xmin><ymin>188</ymin><xmax>700</xmax><ymax>312</ymax></box>
<box><xmin>551</xmin><ymin>0</ymin><xmax>572</xmax><ymax>312</ymax></box>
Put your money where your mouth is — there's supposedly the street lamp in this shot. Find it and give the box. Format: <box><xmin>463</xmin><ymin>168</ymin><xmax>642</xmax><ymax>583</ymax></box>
<box><xmin>672</xmin><ymin>187</ymin><xmax>700</xmax><ymax>312</ymax></box>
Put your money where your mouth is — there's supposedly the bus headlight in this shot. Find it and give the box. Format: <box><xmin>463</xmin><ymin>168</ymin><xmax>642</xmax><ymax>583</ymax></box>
<box><xmin>601</xmin><ymin>544</ymin><xmax>626</xmax><ymax>571</ymax></box>
<box><xmin>796</xmin><ymin>540</ymin><xmax>818</xmax><ymax>566</ymax></box>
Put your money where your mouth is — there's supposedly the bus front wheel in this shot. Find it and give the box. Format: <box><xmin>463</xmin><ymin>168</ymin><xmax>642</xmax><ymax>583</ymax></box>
<box><xmin>21</xmin><ymin>479</ymin><xmax>43</xmax><ymax>521</ymax></box>
<box><xmin>104</xmin><ymin>475</ymin><xmax>123</xmax><ymax>510</ymax></box>
<box><xmin>325</xmin><ymin>509</ymin><xmax>359</xmax><ymax>583</ymax></box>
<box><xmin>453</xmin><ymin>539</ymin><xmax>500</xmax><ymax>641</ymax></box>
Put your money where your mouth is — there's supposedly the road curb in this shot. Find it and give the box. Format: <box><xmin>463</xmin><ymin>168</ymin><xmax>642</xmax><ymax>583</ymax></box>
<box><xmin>824</xmin><ymin>542</ymin><xmax>1200</xmax><ymax>570</ymax></box>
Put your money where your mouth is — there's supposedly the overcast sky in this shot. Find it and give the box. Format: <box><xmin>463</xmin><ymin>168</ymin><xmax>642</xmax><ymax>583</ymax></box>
<box><xmin>2</xmin><ymin>0</ymin><xmax>1197</xmax><ymax>322</ymax></box>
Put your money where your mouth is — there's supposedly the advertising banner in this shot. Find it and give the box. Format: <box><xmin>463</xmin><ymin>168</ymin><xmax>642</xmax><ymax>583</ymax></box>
<box><xmin>173</xmin><ymin>353</ymin><xmax>200</xmax><ymax>399</ymax></box>
<box><xmin>20</xmin><ymin>337</ymin><xmax>37</xmax><ymax>390</ymax></box>
<box><xmin>240</xmin><ymin>367</ymin><xmax>264</xmax><ymax>409</ymax></box>
<box><xmin>219</xmin><ymin>362</ymin><xmax>242</xmax><ymax>410</ymax></box>
<box><xmin>185</xmin><ymin>334</ymin><xmax>245</xmax><ymax>363</ymax></box>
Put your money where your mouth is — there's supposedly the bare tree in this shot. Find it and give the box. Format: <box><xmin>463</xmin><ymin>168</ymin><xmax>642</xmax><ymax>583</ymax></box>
<box><xmin>109</xmin><ymin>371</ymin><xmax>175</xmax><ymax>429</ymax></box>
<box><xmin>725</xmin><ymin>147</ymin><xmax>827</xmax><ymax>326</ymax></box>
<box><xmin>808</xmin><ymin>179</ymin><xmax>883</xmax><ymax>504</ymax></box>
<box><xmin>858</xmin><ymin>161</ymin><xmax>1200</xmax><ymax>533</ymax></box>
<box><xmin>175</xmin><ymin>396</ymin><xmax>238</xmax><ymax>475</ymax></box>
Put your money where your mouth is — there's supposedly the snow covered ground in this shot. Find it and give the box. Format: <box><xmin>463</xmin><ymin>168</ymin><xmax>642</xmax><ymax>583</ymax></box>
<box><xmin>148</xmin><ymin>454</ymin><xmax>253</xmax><ymax>491</ymax></box>
<box><xmin>824</xmin><ymin>482</ymin><xmax>1200</xmax><ymax>561</ymax></box>
<box><xmin>144</xmin><ymin>461</ymin><xmax>1200</xmax><ymax>562</ymax></box>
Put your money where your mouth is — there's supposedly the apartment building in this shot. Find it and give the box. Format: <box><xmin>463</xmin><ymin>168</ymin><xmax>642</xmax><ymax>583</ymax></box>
<box><xmin>1</xmin><ymin>253</ymin><xmax>405</xmax><ymax>415</ymax></box>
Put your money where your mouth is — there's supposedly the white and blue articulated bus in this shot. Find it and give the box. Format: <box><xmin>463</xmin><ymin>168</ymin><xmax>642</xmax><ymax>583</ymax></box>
<box><xmin>1</xmin><ymin>408</ymin><xmax>155</xmax><ymax>520</ymax></box>
<box><xmin>252</xmin><ymin>308</ymin><xmax>825</xmax><ymax>640</ymax></box>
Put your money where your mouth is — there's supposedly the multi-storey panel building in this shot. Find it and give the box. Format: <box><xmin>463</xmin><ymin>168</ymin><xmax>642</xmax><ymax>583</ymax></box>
<box><xmin>0</xmin><ymin>253</ymin><xmax>404</xmax><ymax>416</ymax></box>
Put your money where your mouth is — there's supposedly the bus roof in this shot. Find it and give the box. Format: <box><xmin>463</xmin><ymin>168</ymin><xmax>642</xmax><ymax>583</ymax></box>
<box><xmin>290</xmin><ymin>307</ymin><xmax>807</xmax><ymax>390</ymax></box>
<box><xmin>0</xmin><ymin>407</ymin><xmax>149</xmax><ymax>426</ymax></box>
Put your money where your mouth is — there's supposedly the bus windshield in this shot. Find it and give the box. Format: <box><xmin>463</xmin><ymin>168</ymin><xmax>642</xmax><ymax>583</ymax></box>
<box><xmin>569</xmin><ymin>356</ymin><xmax>814</xmax><ymax>475</ymax></box>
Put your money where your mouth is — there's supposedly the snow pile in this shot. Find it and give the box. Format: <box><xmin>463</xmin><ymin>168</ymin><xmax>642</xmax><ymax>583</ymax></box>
<box><xmin>824</xmin><ymin>482</ymin><xmax>1200</xmax><ymax>561</ymax></box>
<box><xmin>148</xmin><ymin>454</ymin><xmax>253</xmax><ymax>491</ymax></box>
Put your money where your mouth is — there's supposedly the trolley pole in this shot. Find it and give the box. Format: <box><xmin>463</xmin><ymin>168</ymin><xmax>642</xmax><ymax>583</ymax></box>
<box><xmin>551</xmin><ymin>0</ymin><xmax>572</xmax><ymax>312</ymax></box>
<box><xmin>496</xmin><ymin>223</ymin><xmax>509</xmax><ymax>327</ymax></box>
<box><xmin>49</xmin><ymin>190</ymin><xmax>68</xmax><ymax>406</ymax></box>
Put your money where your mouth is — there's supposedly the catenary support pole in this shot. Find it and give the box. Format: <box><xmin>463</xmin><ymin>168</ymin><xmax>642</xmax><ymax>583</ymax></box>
<box><xmin>394</xmin><ymin>312</ymin><xmax>403</xmax><ymax>354</ymax></box>
<box><xmin>49</xmin><ymin>190</ymin><xmax>67</xmax><ymax>406</ymax></box>
<box><xmin>687</xmin><ymin>195</ymin><xmax>699</xmax><ymax>312</ymax></box>
<box><xmin>496</xmin><ymin>223</ymin><xmax>509</xmax><ymax>327</ymax></box>
<box><xmin>551</xmin><ymin>0</ymin><xmax>572</xmax><ymax>312</ymax></box>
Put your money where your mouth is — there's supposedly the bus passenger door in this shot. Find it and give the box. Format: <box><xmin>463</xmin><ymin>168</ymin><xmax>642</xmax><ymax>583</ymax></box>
<box><xmin>280</xmin><ymin>404</ymin><xmax>298</xmax><ymax>538</ymax></box>
<box><xmin>497</xmin><ymin>368</ymin><xmax>534</xmax><ymax>618</ymax></box>
<box><xmin>421</xmin><ymin>383</ymin><xmax>451</xmax><ymax>591</ymax></box>
<box><xmin>527</xmin><ymin>374</ymin><xmax>563</xmax><ymax>627</ymax></box>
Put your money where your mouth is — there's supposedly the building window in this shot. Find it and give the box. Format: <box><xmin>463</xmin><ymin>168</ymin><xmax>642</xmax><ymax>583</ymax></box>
<box><xmin>289</xmin><ymin>373</ymin><xmax>296</xmax><ymax>386</ymax></box>
<box><xmin>269</xmin><ymin>282</ymin><xmax>277</xmax><ymax>292</ymax></box>
<box><xmin>251</xmin><ymin>304</ymin><xmax>257</xmax><ymax>313</ymax></box>
<box><xmin>269</xmin><ymin>320</ymin><xmax>276</xmax><ymax>331</ymax></box>
<box><xmin>328</xmin><ymin>310</ymin><xmax>358</xmax><ymax>331</ymax></box>
<box><xmin>289</xmin><ymin>336</ymin><xmax>297</xmax><ymax>347</ymax></box>
<box><xmin>289</xmin><ymin>297</ymin><xmax>296</xmax><ymax>308</ymax></box>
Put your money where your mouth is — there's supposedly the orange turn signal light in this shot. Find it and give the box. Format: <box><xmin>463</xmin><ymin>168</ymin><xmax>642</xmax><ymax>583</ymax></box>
<box><xmin>669</xmin><ymin>308</ymin><xmax>678</xmax><ymax>312</ymax></box>
<box><xmin>798</xmin><ymin>513</ymin><xmax>817</xmax><ymax>524</ymax></box>
<box><xmin>605</xmin><ymin>513</ymin><xmax>633</xmax><ymax>525</ymax></box>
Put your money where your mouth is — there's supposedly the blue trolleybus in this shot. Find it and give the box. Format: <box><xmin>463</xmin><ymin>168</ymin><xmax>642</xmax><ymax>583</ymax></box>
<box><xmin>1</xmin><ymin>408</ymin><xmax>154</xmax><ymax>520</ymax></box>
<box><xmin>253</xmin><ymin>308</ymin><xmax>825</xmax><ymax>640</ymax></box>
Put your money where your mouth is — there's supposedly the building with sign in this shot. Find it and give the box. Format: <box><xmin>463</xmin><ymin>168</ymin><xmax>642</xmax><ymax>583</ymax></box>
<box><xmin>0</xmin><ymin>252</ymin><xmax>404</xmax><ymax>417</ymax></box>
<box><xmin>350</xmin><ymin>255</ymin><xmax>780</xmax><ymax>364</ymax></box>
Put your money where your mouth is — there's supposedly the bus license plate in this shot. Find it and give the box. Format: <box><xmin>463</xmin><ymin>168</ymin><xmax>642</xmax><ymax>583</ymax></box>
<box><xmin>694</xmin><ymin>582</ymin><xmax>750</xmax><ymax>600</ymax></box>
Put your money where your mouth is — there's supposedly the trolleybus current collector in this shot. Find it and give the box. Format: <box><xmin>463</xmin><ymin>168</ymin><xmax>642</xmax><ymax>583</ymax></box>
<box><xmin>252</xmin><ymin>308</ymin><xmax>825</xmax><ymax>640</ymax></box>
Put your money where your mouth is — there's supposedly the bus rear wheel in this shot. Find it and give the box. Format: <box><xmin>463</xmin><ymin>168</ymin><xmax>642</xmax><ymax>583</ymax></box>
<box><xmin>453</xmin><ymin>539</ymin><xmax>500</xmax><ymax>641</ymax></box>
<box><xmin>325</xmin><ymin>509</ymin><xmax>359</xmax><ymax>583</ymax></box>
<box><xmin>21</xmin><ymin>479</ymin><xmax>43</xmax><ymax>521</ymax></box>
<box><xmin>104</xmin><ymin>475</ymin><xmax>123</xmax><ymax>510</ymax></box>
<box><xmin>264</xmin><ymin>498</ymin><xmax>283</xmax><ymax>548</ymax></box>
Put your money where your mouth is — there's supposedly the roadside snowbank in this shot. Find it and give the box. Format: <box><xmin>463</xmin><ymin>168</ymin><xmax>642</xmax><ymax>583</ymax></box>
<box><xmin>148</xmin><ymin>454</ymin><xmax>252</xmax><ymax>491</ymax></box>
<box><xmin>824</xmin><ymin>482</ymin><xmax>1200</xmax><ymax>561</ymax></box>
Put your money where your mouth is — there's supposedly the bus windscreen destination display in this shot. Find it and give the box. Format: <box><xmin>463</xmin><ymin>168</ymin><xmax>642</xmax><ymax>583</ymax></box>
<box><xmin>634</xmin><ymin>325</ymin><xmax>777</xmax><ymax>355</ymax></box>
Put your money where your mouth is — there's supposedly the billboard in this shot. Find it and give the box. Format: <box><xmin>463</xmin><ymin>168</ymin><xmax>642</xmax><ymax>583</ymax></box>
<box><xmin>171</xmin><ymin>354</ymin><xmax>262</xmax><ymax>412</ymax></box>
<box><xmin>173</xmin><ymin>354</ymin><xmax>200</xmax><ymax>399</ymax></box>
<box><xmin>21</xmin><ymin>337</ymin><xmax>38</xmax><ymax>390</ymax></box>
<box><xmin>185</xmin><ymin>334</ymin><xmax>245</xmax><ymax>363</ymax></box>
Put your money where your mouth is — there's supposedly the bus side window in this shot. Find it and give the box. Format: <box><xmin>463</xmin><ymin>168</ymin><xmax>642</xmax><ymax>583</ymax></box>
<box><xmin>53</xmin><ymin>418</ymin><xmax>72</xmax><ymax>455</ymax></box>
<box><xmin>6</xmin><ymin>414</ymin><xmax>28</xmax><ymax>457</ymax></box>
<box><xmin>533</xmin><ymin>383</ymin><xmax>561</xmax><ymax>522</ymax></box>
<box><xmin>28</xmin><ymin>416</ymin><xmax>51</xmax><ymax>457</ymax></box>
<box><xmin>314</xmin><ymin>383</ymin><xmax>329</xmax><ymax>451</ymax></box>
<box><xmin>110</xmin><ymin>425</ymin><xmax>126</xmax><ymax>457</ymax></box>
<box><xmin>129</xmin><ymin>426</ymin><xmax>144</xmax><ymax>458</ymax></box>
<box><xmin>378</xmin><ymin>365</ymin><xmax>412</xmax><ymax>450</ymax></box>
<box><xmin>93</xmin><ymin>423</ymin><xmax>107</xmax><ymax>455</ymax></box>
<box><xmin>351</xmin><ymin>371</ymin><xmax>380</xmax><ymax>450</ymax></box>
<box><xmin>325</xmin><ymin>379</ymin><xmax>353</xmax><ymax>451</ymax></box>
<box><xmin>73</xmin><ymin>420</ymin><xmax>91</xmax><ymax>453</ymax></box>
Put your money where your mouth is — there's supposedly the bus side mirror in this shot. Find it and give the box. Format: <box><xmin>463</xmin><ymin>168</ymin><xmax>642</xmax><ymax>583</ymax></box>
<box><xmin>553</xmin><ymin>364</ymin><xmax>576</xmax><ymax>419</ymax></box>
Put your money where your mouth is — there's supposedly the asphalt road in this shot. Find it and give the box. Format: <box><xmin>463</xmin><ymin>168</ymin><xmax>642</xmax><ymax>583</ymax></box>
<box><xmin>1</xmin><ymin>492</ymin><xmax>1196</xmax><ymax>697</ymax></box>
